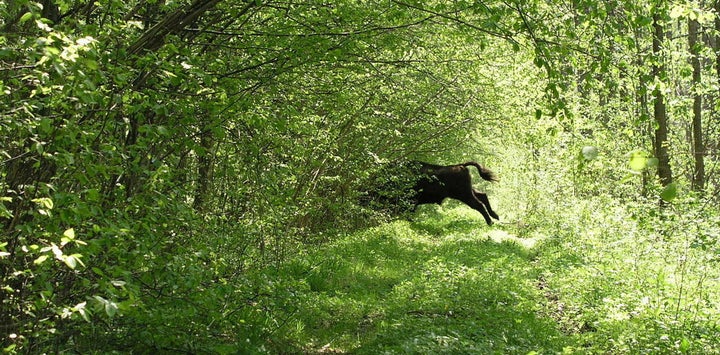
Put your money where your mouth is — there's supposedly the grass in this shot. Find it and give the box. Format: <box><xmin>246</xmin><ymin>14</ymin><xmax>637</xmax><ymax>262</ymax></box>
<box><xmin>241</xmin><ymin>199</ymin><xmax>720</xmax><ymax>354</ymax></box>
<box><xmin>260</xmin><ymin>205</ymin><xmax>570</xmax><ymax>354</ymax></box>
<box><xmin>529</xmin><ymin>196</ymin><xmax>720</xmax><ymax>354</ymax></box>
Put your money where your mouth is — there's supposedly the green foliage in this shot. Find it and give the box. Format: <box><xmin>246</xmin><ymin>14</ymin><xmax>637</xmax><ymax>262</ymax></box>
<box><xmin>529</xmin><ymin>196</ymin><xmax>720</xmax><ymax>354</ymax></box>
<box><xmin>2</xmin><ymin>0</ymin><xmax>720</xmax><ymax>353</ymax></box>
<box><xmin>262</xmin><ymin>215</ymin><xmax>569</xmax><ymax>353</ymax></box>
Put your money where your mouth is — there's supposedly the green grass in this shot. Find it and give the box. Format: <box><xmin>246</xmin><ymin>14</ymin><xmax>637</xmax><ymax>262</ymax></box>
<box><xmin>241</xmin><ymin>200</ymin><xmax>720</xmax><ymax>354</ymax></box>
<box><xmin>261</xmin><ymin>206</ymin><xmax>570</xmax><ymax>354</ymax></box>
<box><xmin>528</xmin><ymin>196</ymin><xmax>720</xmax><ymax>354</ymax></box>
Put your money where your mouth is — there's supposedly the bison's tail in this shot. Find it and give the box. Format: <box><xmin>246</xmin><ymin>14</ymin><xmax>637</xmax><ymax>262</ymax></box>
<box><xmin>463</xmin><ymin>162</ymin><xmax>498</xmax><ymax>182</ymax></box>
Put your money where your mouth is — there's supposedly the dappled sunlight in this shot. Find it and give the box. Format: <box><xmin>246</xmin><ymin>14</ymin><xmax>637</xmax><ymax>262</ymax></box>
<box><xmin>486</xmin><ymin>229</ymin><xmax>544</xmax><ymax>249</ymax></box>
<box><xmin>271</xmin><ymin>212</ymin><xmax>570</xmax><ymax>353</ymax></box>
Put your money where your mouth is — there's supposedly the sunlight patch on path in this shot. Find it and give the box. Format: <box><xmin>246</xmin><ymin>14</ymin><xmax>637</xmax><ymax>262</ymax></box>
<box><xmin>486</xmin><ymin>229</ymin><xmax>544</xmax><ymax>249</ymax></box>
<box><xmin>287</xmin><ymin>217</ymin><xmax>567</xmax><ymax>353</ymax></box>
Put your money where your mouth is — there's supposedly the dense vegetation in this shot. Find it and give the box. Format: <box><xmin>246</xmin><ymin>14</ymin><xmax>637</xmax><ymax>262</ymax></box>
<box><xmin>2</xmin><ymin>0</ymin><xmax>719</xmax><ymax>353</ymax></box>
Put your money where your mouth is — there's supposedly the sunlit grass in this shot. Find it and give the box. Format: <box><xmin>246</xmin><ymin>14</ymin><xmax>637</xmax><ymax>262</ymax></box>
<box><xmin>270</xmin><ymin>205</ymin><xmax>570</xmax><ymax>353</ymax></box>
<box><xmin>250</xmin><ymin>199</ymin><xmax>720</xmax><ymax>354</ymax></box>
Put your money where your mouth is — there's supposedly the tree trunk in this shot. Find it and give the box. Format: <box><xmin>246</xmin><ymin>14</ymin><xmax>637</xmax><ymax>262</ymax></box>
<box><xmin>716</xmin><ymin>0</ymin><xmax>720</xmax><ymax>89</ymax></box>
<box><xmin>689</xmin><ymin>16</ymin><xmax>705</xmax><ymax>191</ymax></box>
<box><xmin>652</xmin><ymin>11</ymin><xmax>673</xmax><ymax>186</ymax></box>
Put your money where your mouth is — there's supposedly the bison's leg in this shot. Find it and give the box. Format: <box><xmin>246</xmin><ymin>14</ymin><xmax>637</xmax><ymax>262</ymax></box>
<box><xmin>473</xmin><ymin>189</ymin><xmax>499</xmax><ymax>220</ymax></box>
<box><xmin>455</xmin><ymin>192</ymin><xmax>493</xmax><ymax>225</ymax></box>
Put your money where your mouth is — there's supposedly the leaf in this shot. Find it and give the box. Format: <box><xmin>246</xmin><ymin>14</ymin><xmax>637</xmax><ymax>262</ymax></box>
<box><xmin>660</xmin><ymin>183</ymin><xmax>677</xmax><ymax>202</ymax></box>
<box><xmin>111</xmin><ymin>280</ymin><xmax>127</xmax><ymax>287</ymax></box>
<box><xmin>0</xmin><ymin>204</ymin><xmax>11</xmax><ymax>219</ymax></box>
<box><xmin>64</xmin><ymin>254</ymin><xmax>85</xmax><ymax>269</ymax></box>
<box><xmin>157</xmin><ymin>126</ymin><xmax>169</xmax><ymax>136</ymax></box>
<box><xmin>534</xmin><ymin>56</ymin><xmax>546</xmax><ymax>68</ymax></box>
<box><xmin>74</xmin><ymin>302</ymin><xmax>91</xmax><ymax>322</ymax></box>
<box><xmin>34</xmin><ymin>255</ymin><xmax>49</xmax><ymax>265</ymax></box>
<box><xmin>39</xmin><ymin>118</ymin><xmax>52</xmax><ymax>134</ymax></box>
<box><xmin>669</xmin><ymin>5</ymin><xmax>687</xmax><ymax>19</ymax></box>
<box><xmin>64</xmin><ymin>255</ymin><xmax>77</xmax><ymax>269</ymax></box>
<box><xmin>84</xmin><ymin>59</ymin><xmax>99</xmax><ymax>70</ymax></box>
<box><xmin>52</xmin><ymin>244</ymin><xmax>63</xmax><ymax>260</ymax></box>
<box><xmin>19</xmin><ymin>12</ymin><xmax>34</xmax><ymax>24</ymax></box>
<box><xmin>679</xmin><ymin>337</ymin><xmax>691</xmax><ymax>353</ymax></box>
<box><xmin>62</xmin><ymin>229</ymin><xmax>86</xmax><ymax>246</ymax></box>
<box><xmin>62</xmin><ymin>228</ymin><xmax>75</xmax><ymax>242</ymax></box>
<box><xmin>94</xmin><ymin>296</ymin><xmax>119</xmax><ymax>318</ymax></box>
<box><xmin>646</xmin><ymin>157</ymin><xmax>659</xmax><ymax>168</ymax></box>
<box><xmin>32</xmin><ymin>197</ymin><xmax>54</xmax><ymax>210</ymax></box>
<box><xmin>105</xmin><ymin>301</ymin><xmax>118</xmax><ymax>318</ymax></box>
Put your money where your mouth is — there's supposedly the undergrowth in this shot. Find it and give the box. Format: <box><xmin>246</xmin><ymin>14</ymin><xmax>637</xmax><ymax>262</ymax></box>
<box><xmin>270</xmin><ymin>205</ymin><xmax>569</xmax><ymax>354</ymax></box>
<box><xmin>236</xmin><ymin>197</ymin><xmax>720</xmax><ymax>354</ymax></box>
<box><xmin>530</xmin><ymin>195</ymin><xmax>720</xmax><ymax>354</ymax></box>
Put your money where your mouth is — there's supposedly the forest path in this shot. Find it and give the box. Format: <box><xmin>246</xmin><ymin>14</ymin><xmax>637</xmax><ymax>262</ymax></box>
<box><xmin>276</xmin><ymin>207</ymin><xmax>572</xmax><ymax>353</ymax></box>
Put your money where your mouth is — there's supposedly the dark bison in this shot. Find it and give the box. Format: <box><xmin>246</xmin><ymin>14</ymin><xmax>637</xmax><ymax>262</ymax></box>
<box><xmin>363</xmin><ymin>161</ymin><xmax>499</xmax><ymax>225</ymax></box>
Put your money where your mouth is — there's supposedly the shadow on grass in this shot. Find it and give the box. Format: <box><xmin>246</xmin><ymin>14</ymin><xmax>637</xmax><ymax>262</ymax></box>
<box><xmin>273</xmin><ymin>213</ymin><xmax>573</xmax><ymax>353</ymax></box>
<box><xmin>409</xmin><ymin>203</ymin><xmax>488</xmax><ymax>237</ymax></box>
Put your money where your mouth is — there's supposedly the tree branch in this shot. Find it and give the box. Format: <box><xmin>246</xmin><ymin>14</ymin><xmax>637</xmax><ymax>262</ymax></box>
<box><xmin>390</xmin><ymin>0</ymin><xmax>520</xmax><ymax>46</ymax></box>
<box><xmin>127</xmin><ymin>0</ymin><xmax>231</xmax><ymax>56</ymax></box>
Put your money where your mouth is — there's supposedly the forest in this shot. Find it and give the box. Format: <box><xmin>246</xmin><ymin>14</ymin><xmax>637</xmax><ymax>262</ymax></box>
<box><xmin>2</xmin><ymin>0</ymin><xmax>720</xmax><ymax>353</ymax></box>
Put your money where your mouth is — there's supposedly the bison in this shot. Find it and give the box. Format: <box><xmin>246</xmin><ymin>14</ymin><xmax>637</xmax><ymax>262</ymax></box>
<box><xmin>363</xmin><ymin>161</ymin><xmax>499</xmax><ymax>225</ymax></box>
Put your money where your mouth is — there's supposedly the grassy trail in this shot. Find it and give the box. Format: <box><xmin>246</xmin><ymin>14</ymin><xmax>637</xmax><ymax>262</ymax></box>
<box><xmin>250</xmin><ymin>200</ymin><xmax>720</xmax><ymax>354</ymax></box>
<box><xmin>274</xmin><ymin>208</ymin><xmax>571</xmax><ymax>353</ymax></box>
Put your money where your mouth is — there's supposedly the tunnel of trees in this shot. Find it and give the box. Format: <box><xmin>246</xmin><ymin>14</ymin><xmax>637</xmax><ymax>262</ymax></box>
<box><xmin>2</xmin><ymin>0</ymin><xmax>719</xmax><ymax>353</ymax></box>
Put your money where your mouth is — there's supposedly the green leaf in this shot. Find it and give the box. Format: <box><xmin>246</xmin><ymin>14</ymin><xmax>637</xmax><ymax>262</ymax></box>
<box><xmin>679</xmin><ymin>337</ymin><xmax>691</xmax><ymax>353</ymax></box>
<box><xmin>34</xmin><ymin>255</ymin><xmax>49</xmax><ymax>265</ymax></box>
<box><xmin>111</xmin><ymin>280</ymin><xmax>127</xmax><ymax>287</ymax></box>
<box><xmin>646</xmin><ymin>157</ymin><xmax>659</xmax><ymax>168</ymax></box>
<box><xmin>534</xmin><ymin>56</ymin><xmax>546</xmax><ymax>68</ymax></box>
<box><xmin>94</xmin><ymin>296</ymin><xmax>119</xmax><ymax>318</ymax></box>
<box><xmin>19</xmin><ymin>12</ymin><xmax>34</xmax><ymax>24</ymax></box>
<box><xmin>64</xmin><ymin>254</ymin><xmax>85</xmax><ymax>269</ymax></box>
<box><xmin>157</xmin><ymin>125</ymin><xmax>169</xmax><ymax>136</ymax></box>
<box><xmin>32</xmin><ymin>197</ymin><xmax>54</xmax><ymax>210</ymax></box>
<box><xmin>85</xmin><ymin>59</ymin><xmax>99</xmax><ymax>70</ymax></box>
<box><xmin>63</xmin><ymin>228</ymin><xmax>75</xmax><ymax>240</ymax></box>
<box><xmin>39</xmin><ymin>118</ymin><xmax>52</xmax><ymax>134</ymax></box>
<box><xmin>64</xmin><ymin>255</ymin><xmax>77</xmax><ymax>269</ymax></box>
<box><xmin>105</xmin><ymin>301</ymin><xmax>118</xmax><ymax>318</ymax></box>
<box><xmin>74</xmin><ymin>301</ymin><xmax>90</xmax><ymax>322</ymax></box>
<box><xmin>660</xmin><ymin>183</ymin><xmax>677</xmax><ymax>202</ymax></box>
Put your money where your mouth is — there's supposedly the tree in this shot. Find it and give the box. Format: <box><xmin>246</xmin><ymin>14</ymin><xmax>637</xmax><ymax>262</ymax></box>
<box><xmin>689</xmin><ymin>13</ymin><xmax>705</xmax><ymax>191</ymax></box>
<box><xmin>652</xmin><ymin>5</ymin><xmax>673</xmax><ymax>187</ymax></box>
